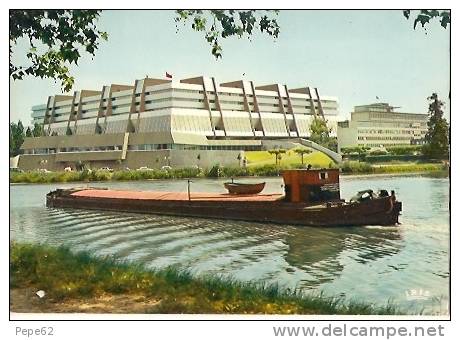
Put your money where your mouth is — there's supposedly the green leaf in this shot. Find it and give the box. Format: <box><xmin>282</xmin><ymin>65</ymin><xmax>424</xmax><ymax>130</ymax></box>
<box><xmin>440</xmin><ymin>11</ymin><xmax>450</xmax><ymax>29</ymax></box>
<box><xmin>10</xmin><ymin>9</ymin><xmax>105</xmax><ymax>91</ymax></box>
<box><xmin>174</xmin><ymin>10</ymin><xmax>279</xmax><ymax>59</ymax></box>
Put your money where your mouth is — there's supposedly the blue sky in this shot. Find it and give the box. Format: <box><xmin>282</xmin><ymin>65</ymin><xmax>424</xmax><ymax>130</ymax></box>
<box><xmin>10</xmin><ymin>10</ymin><xmax>450</xmax><ymax>124</ymax></box>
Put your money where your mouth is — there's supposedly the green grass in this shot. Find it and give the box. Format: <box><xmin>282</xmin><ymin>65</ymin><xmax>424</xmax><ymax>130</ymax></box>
<box><xmin>10</xmin><ymin>168</ymin><xmax>203</xmax><ymax>184</ymax></box>
<box><xmin>10</xmin><ymin>163</ymin><xmax>326</xmax><ymax>184</ymax></box>
<box><xmin>10</xmin><ymin>158</ymin><xmax>447</xmax><ymax>184</ymax></box>
<box><xmin>341</xmin><ymin>161</ymin><xmax>448</xmax><ymax>174</ymax></box>
<box><xmin>245</xmin><ymin>149</ymin><xmax>334</xmax><ymax>168</ymax></box>
<box><xmin>10</xmin><ymin>242</ymin><xmax>400</xmax><ymax>315</ymax></box>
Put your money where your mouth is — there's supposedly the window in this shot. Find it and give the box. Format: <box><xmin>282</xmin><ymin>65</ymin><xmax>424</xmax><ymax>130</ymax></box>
<box><xmin>319</xmin><ymin>172</ymin><xmax>328</xmax><ymax>180</ymax></box>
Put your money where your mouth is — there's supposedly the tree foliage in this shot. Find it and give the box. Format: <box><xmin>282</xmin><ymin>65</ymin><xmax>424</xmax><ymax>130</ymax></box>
<box><xmin>293</xmin><ymin>148</ymin><xmax>312</xmax><ymax>164</ymax></box>
<box><xmin>10</xmin><ymin>121</ymin><xmax>45</xmax><ymax>156</ymax></box>
<box><xmin>175</xmin><ymin>10</ymin><xmax>280</xmax><ymax>59</ymax></box>
<box><xmin>309</xmin><ymin>117</ymin><xmax>337</xmax><ymax>152</ymax></box>
<box><xmin>33</xmin><ymin>123</ymin><xmax>44</xmax><ymax>137</ymax></box>
<box><xmin>10</xmin><ymin>10</ymin><xmax>108</xmax><ymax>92</ymax></box>
<box><xmin>340</xmin><ymin>146</ymin><xmax>371</xmax><ymax>155</ymax></box>
<box><xmin>403</xmin><ymin>10</ymin><xmax>450</xmax><ymax>30</ymax></box>
<box><xmin>309</xmin><ymin>117</ymin><xmax>330</xmax><ymax>140</ymax></box>
<box><xmin>423</xmin><ymin>93</ymin><xmax>449</xmax><ymax>159</ymax></box>
<box><xmin>386</xmin><ymin>145</ymin><xmax>422</xmax><ymax>155</ymax></box>
<box><xmin>25</xmin><ymin>126</ymin><xmax>32</xmax><ymax>137</ymax></box>
<box><xmin>268</xmin><ymin>149</ymin><xmax>286</xmax><ymax>166</ymax></box>
<box><xmin>10</xmin><ymin>120</ymin><xmax>25</xmax><ymax>157</ymax></box>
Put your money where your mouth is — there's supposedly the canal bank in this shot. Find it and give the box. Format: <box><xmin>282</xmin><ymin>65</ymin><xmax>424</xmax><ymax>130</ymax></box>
<box><xmin>9</xmin><ymin>162</ymin><xmax>447</xmax><ymax>184</ymax></box>
<box><xmin>10</xmin><ymin>242</ymin><xmax>399</xmax><ymax>315</ymax></box>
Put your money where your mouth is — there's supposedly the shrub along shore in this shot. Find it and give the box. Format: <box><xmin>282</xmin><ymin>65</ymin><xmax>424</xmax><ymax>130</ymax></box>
<box><xmin>10</xmin><ymin>161</ymin><xmax>447</xmax><ymax>184</ymax></box>
<box><xmin>10</xmin><ymin>242</ymin><xmax>400</xmax><ymax>314</ymax></box>
<box><xmin>340</xmin><ymin>161</ymin><xmax>447</xmax><ymax>174</ymax></box>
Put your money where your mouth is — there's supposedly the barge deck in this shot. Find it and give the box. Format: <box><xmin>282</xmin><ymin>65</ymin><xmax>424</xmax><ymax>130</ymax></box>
<box><xmin>71</xmin><ymin>189</ymin><xmax>282</xmax><ymax>202</ymax></box>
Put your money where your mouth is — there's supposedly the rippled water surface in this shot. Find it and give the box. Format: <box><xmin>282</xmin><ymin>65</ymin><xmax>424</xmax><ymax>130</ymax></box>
<box><xmin>10</xmin><ymin>174</ymin><xmax>450</xmax><ymax>314</ymax></box>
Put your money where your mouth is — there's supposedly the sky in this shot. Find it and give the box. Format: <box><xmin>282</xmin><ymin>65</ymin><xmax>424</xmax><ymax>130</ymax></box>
<box><xmin>9</xmin><ymin>10</ymin><xmax>451</xmax><ymax>125</ymax></box>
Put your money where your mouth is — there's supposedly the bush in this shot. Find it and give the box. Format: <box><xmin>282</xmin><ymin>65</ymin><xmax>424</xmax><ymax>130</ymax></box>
<box><xmin>53</xmin><ymin>171</ymin><xmax>81</xmax><ymax>183</ymax></box>
<box><xmin>247</xmin><ymin>164</ymin><xmax>281</xmax><ymax>176</ymax></box>
<box><xmin>11</xmin><ymin>159</ymin><xmax>446</xmax><ymax>184</ymax></box>
<box><xmin>369</xmin><ymin>150</ymin><xmax>387</xmax><ymax>156</ymax></box>
<box><xmin>364</xmin><ymin>154</ymin><xmax>425</xmax><ymax>163</ymax></box>
<box><xmin>112</xmin><ymin>170</ymin><xmax>141</xmax><ymax>181</ymax></box>
<box><xmin>206</xmin><ymin>164</ymin><xmax>220</xmax><ymax>178</ymax></box>
<box><xmin>219</xmin><ymin>166</ymin><xmax>250</xmax><ymax>178</ymax></box>
<box><xmin>341</xmin><ymin>161</ymin><xmax>373</xmax><ymax>173</ymax></box>
<box><xmin>340</xmin><ymin>146</ymin><xmax>370</xmax><ymax>155</ymax></box>
<box><xmin>373</xmin><ymin>163</ymin><xmax>445</xmax><ymax>174</ymax></box>
<box><xmin>171</xmin><ymin>167</ymin><xmax>203</xmax><ymax>179</ymax></box>
<box><xmin>386</xmin><ymin>145</ymin><xmax>423</xmax><ymax>155</ymax></box>
<box><xmin>88</xmin><ymin>170</ymin><xmax>112</xmax><ymax>181</ymax></box>
<box><xmin>78</xmin><ymin>169</ymin><xmax>92</xmax><ymax>181</ymax></box>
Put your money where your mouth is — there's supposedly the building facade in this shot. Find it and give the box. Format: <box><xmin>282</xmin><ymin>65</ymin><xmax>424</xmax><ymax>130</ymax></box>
<box><xmin>337</xmin><ymin>103</ymin><xmax>428</xmax><ymax>152</ymax></box>
<box><xmin>20</xmin><ymin>76</ymin><xmax>339</xmax><ymax>170</ymax></box>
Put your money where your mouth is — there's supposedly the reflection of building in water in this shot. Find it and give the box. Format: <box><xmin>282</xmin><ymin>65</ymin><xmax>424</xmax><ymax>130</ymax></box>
<box><xmin>284</xmin><ymin>227</ymin><xmax>402</xmax><ymax>287</ymax></box>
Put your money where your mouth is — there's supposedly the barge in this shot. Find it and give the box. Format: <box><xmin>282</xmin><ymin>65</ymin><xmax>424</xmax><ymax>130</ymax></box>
<box><xmin>46</xmin><ymin>169</ymin><xmax>402</xmax><ymax>227</ymax></box>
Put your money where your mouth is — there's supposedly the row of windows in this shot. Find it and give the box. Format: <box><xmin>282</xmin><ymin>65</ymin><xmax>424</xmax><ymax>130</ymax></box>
<box><xmin>172</xmin><ymin>144</ymin><xmax>261</xmax><ymax>151</ymax></box>
<box><xmin>59</xmin><ymin>145</ymin><xmax>123</xmax><ymax>152</ymax></box>
<box><xmin>46</xmin><ymin>110</ymin><xmax>324</xmax><ymax>136</ymax></box>
<box><xmin>359</xmin><ymin>142</ymin><xmax>425</xmax><ymax>147</ymax></box>
<box><xmin>44</xmin><ymin>92</ymin><xmax>327</xmax><ymax>108</ymax></box>
<box><xmin>357</xmin><ymin>122</ymin><xmax>427</xmax><ymax>128</ymax></box>
<box><xmin>41</xmin><ymin>108</ymin><xmax>328</xmax><ymax>135</ymax></box>
<box><xmin>145</xmin><ymin>97</ymin><xmax>249</xmax><ymax>107</ymax></box>
<box><xmin>39</xmin><ymin>97</ymin><xmax>335</xmax><ymax>118</ymax></box>
<box><xmin>129</xmin><ymin>144</ymin><xmax>169</xmax><ymax>151</ymax></box>
<box><xmin>358</xmin><ymin>129</ymin><xmax>427</xmax><ymax>135</ymax></box>
<box><xmin>24</xmin><ymin>145</ymin><xmax>123</xmax><ymax>154</ymax></box>
<box><xmin>370</xmin><ymin>113</ymin><xmax>427</xmax><ymax>121</ymax></box>
<box><xmin>128</xmin><ymin>144</ymin><xmax>261</xmax><ymax>151</ymax></box>
<box><xmin>220</xmin><ymin>100</ymin><xmax>245</xmax><ymax>105</ymax></box>
<box><xmin>358</xmin><ymin>136</ymin><xmax>414</xmax><ymax>141</ymax></box>
<box><xmin>26</xmin><ymin>143</ymin><xmax>264</xmax><ymax>154</ymax></box>
<box><xmin>24</xmin><ymin>148</ymin><xmax>56</xmax><ymax>154</ymax></box>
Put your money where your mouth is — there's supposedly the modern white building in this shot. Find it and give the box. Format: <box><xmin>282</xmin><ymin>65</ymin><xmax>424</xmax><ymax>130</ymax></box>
<box><xmin>20</xmin><ymin>76</ymin><xmax>340</xmax><ymax>170</ymax></box>
<box><xmin>337</xmin><ymin>103</ymin><xmax>428</xmax><ymax>152</ymax></box>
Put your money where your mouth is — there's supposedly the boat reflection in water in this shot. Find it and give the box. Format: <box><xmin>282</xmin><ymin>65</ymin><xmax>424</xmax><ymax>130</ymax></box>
<box><xmin>283</xmin><ymin>225</ymin><xmax>402</xmax><ymax>287</ymax></box>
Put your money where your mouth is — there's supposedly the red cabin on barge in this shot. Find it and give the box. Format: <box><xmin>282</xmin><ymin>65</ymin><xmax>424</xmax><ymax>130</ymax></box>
<box><xmin>46</xmin><ymin>169</ymin><xmax>402</xmax><ymax>227</ymax></box>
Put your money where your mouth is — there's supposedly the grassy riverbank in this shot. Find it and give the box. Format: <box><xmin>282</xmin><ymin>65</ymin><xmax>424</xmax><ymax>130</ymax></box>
<box><xmin>10</xmin><ymin>161</ymin><xmax>447</xmax><ymax>184</ymax></box>
<box><xmin>10</xmin><ymin>243</ymin><xmax>399</xmax><ymax>314</ymax></box>
<box><xmin>341</xmin><ymin>161</ymin><xmax>447</xmax><ymax>174</ymax></box>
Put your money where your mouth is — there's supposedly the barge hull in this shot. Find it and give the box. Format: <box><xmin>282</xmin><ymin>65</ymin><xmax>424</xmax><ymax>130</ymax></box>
<box><xmin>46</xmin><ymin>189</ymin><xmax>401</xmax><ymax>227</ymax></box>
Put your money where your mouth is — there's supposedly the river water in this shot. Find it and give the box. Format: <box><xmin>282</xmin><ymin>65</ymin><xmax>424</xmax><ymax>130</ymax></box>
<box><xmin>10</xmin><ymin>173</ymin><xmax>450</xmax><ymax>315</ymax></box>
